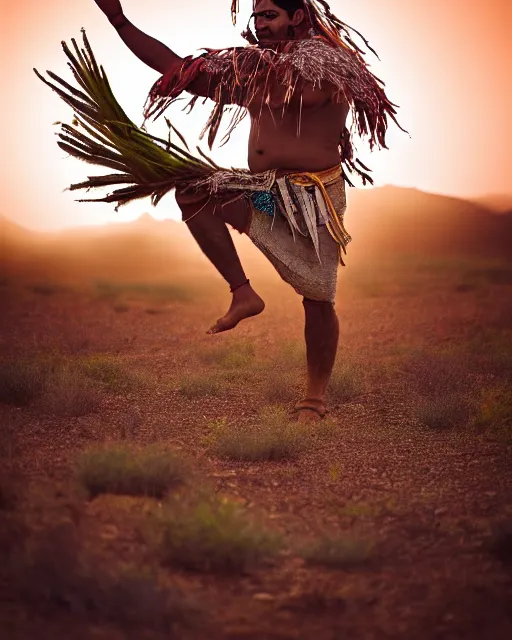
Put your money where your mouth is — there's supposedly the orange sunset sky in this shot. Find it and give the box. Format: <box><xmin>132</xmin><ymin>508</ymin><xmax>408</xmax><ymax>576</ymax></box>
<box><xmin>1</xmin><ymin>0</ymin><xmax>511</xmax><ymax>230</ymax></box>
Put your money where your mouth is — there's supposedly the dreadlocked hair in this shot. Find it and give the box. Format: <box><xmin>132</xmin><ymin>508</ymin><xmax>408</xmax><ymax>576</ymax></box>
<box><xmin>231</xmin><ymin>1</ymin><xmax>380</xmax><ymax>59</ymax></box>
<box><xmin>273</xmin><ymin>0</ymin><xmax>305</xmax><ymax>18</ymax></box>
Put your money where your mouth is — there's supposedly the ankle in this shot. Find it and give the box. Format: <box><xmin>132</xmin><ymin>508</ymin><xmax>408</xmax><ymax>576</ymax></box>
<box><xmin>305</xmin><ymin>389</ymin><xmax>326</xmax><ymax>403</ymax></box>
<box><xmin>230</xmin><ymin>278</ymin><xmax>250</xmax><ymax>294</ymax></box>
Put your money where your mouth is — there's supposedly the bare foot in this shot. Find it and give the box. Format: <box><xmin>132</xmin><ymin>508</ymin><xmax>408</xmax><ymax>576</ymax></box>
<box><xmin>294</xmin><ymin>398</ymin><xmax>327</xmax><ymax>423</ymax></box>
<box><xmin>207</xmin><ymin>283</ymin><xmax>265</xmax><ymax>334</ymax></box>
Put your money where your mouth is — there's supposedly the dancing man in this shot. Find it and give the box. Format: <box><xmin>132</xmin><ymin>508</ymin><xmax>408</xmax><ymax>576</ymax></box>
<box><xmin>89</xmin><ymin>0</ymin><xmax>404</xmax><ymax>421</ymax></box>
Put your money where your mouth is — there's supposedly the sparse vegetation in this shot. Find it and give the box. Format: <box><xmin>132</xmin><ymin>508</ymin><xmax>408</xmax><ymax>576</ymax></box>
<box><xmin>77</xmin><ymin>445</ymin><xmax>189</xmax><ymax>498</ymax></box>
<box><xmin>0</xmin><ymin>354</ymin><xmax>140</xmax><ymax>415</ymax></box>
<box><xmin>404</xmin><ymin>349</ymin><xmax>471</xmax><ymax>398</ymax></box>
<box><xmin>212</xmin><ymin>407</ymin><xmax>309</xmax><ymax>461</ymax></box>
<box><xmin>199</xmin><ymin>341</ymin><xmax>256</xmax><ymax>369</ymax></box>
<box><xmin>471</xmin><ymin>385</ymin><xmax>512</xmax><ymax>440</ymax></box>
<box><xmin>299</xmin><ymin>534</ymin><xmax>374</xmax><ymax>568</ymax></box>
<box><xmin>262</xmin><ymin>369</ymin><xmax>299</xmax><ymax>404</ymax></box>
<box><xmin>178</xmin><ymin>372</ymin><xmax>225</xmax><ymax>398</ymax></box>
<box><xmin>10</xmin><ymin>524</ymin><xmax>198</xmax><ymax>632</ymax></box>
<box><xmin>276</xmin><ymin>341</ymin><xmax>305</xmax><ymax>368</ymax></box>
<box><xmin>78</xmin><ymin>354</ymin><xmax>139</xmax><ymax>392</ymax></box>
<box><xmin>148</xmin><ymin>495</ymin><xmax>282</xmax><ymax>573</ymax></box>
<box><xmin>328</xmin><ymin>359</ymin><xmax>367</xmax><ymax>402</ymax></box>
<box><xmin>415</xmin><ymin>393</ymin><xmax>471</xmax><ymax>429</ymax></box>
<box><xmin>42</xmin><ymin>364</ymin><xmax>102</xmax><ymax>417</ymax></box>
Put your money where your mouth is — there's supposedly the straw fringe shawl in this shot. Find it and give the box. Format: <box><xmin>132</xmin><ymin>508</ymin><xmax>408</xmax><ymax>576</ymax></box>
<box><xmin>143</xmin><ymin>37</ymin><xmax>406</xmax><ymax>186</ymax></box>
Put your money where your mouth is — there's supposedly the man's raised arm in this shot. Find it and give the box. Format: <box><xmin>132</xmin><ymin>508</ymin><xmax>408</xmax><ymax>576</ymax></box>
<box><xmin>94</xmin><ymin>1</ymin><xmax>181</xmax><ymax>73</ymax></box>
<box><xmin>93</xmin><ymin>1</ymin><xmax>216</xmax><ymax>98</ymax></box>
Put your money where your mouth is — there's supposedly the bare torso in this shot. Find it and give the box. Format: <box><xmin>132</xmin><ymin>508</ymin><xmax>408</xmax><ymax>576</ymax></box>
<box><xmin>247</xmin><ymin>95</ymin><xmax>350</xmax><ymax>173</ymax></box>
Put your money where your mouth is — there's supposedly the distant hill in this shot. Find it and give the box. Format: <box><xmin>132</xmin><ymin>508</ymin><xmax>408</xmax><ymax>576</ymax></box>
<box><xmin>345</xmin><ymin>186</ymin><xmax>512</xmax><ymax>259</ymax></box>
<box><xmin>2</xmin><ymin>186</ymin><xmax>511</xmax><ymax>282</ymax></box>
<box><xmin>468</xmin><ymin>194</ymin><xmax>512</xmax><ymax>214</ymax></box>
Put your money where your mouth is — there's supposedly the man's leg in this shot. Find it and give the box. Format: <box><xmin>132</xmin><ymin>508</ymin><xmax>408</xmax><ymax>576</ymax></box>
<box><xmin>176</xmin><ymin>190</ymin><xmax>265</xmax><ymax>334</ymax></box>
<box><xmin>296</xmin><ymin>298</ymin><xmax>339</xmax><ymax>421</ymax></box>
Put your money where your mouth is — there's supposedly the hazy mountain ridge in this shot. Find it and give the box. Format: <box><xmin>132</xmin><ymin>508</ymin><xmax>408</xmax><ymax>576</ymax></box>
<box><xmin>2</xmin><ymin>186</ymin><xmax>511</xmax><ymax>282</ymax></box>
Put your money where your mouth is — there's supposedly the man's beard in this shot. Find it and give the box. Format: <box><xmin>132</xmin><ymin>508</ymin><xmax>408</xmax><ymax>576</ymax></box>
<box><xmin>257</xmin><ymin>26</ymin><xmax>295</xmax><ymax>44</ymax></box>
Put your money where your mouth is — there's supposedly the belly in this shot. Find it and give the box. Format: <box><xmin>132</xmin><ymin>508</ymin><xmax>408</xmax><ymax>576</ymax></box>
<box><xmin>248</xmin><ymin>141</ymin><xmax>342</xmax><ymax>173</ymax></box>
<box><xmin>247</xmin><ymin>104</ymin><xmax>345</xmax><ymax>173</ymax></box>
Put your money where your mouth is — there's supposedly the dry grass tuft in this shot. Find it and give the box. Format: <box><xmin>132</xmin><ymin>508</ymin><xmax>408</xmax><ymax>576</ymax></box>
<box><xmin>43</xmin><ymin>365</ymin><xmax>102</xmax><ymax>417</ymax></box>
<box><xmin>10</xmin><ymin>524</ymin><xmax>199</xmax><ymax>632</ymax></box>
<box><xmin>277</xmin><ymin>341</ymin><xmax>305</xmax><ymax>368</ymax></box>
<box><xmin>328</xmin><ymin>359</ymin><xmax>367</xmax><ymax>402</ymax></box>
<box><xmin>299</xmin><ymin>534</ymin><xmax>374</xmax><ymax>568</ymax></box>
<box><xmin>178</xmin><ymin>373</ymin><xmax>225</xmax><ymax>399</ymax></box>
<box><xmin>261</xmin><ymin>369</ymin><xmax>299</xmax><ymax>404</ymax></box>
<box><xmin>78</xmin><ymin>355</ymin><xmax>139</xmax><ymax>392</ymax></box>
<box><xmin>404</xmin><ymin>350</ymin><xmax>474</xmax><ymax>429</ymax></box>
<box><xmin>415</xmin><ymin>394</ymin><xmax>471</xmax><ymax>429</ymax></box>
<box><xmin>471</xmin><ymin>385</ymin><xmax>512</xmax><ymax>440</ymax></box>
<box><xmin>199</xmin><ymin>341</ymin><xmax>256</xmax><ymax>369</ymax></box>
<box><xmin>0</xmin><ymin>354</ymin><xmax>139</xmax><ymax>416</ymax></box>
<box><xmin>77</xmin><ymin>445</ymin><xmax>189</xmax><ymax>498</ymax></box>
<box><xmin>212</xmin><ymin>407</ymin><xmax>309</xmax><ymax>461</ymax></box>
<box><xmin>147</xmin><ymin>495</ymin><xmax>282</xmax><ymax>573</ymax></box>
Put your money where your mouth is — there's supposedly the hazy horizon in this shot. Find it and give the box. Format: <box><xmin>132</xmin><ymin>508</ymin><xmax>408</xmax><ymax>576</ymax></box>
<box><xmin>3</xmin><ymin>183</ymin><xmax>512</xmax><ymax>235</ymax></box>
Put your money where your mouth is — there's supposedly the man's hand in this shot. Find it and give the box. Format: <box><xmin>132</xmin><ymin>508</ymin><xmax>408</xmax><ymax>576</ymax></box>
<box><xmin>93</xmin><ymin>0</ymin><xmax>124</xmax><ymax>20</ymax></box>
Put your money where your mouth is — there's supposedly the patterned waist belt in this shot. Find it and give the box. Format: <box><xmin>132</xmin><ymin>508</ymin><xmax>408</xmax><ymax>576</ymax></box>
<box><xmin>271</xmin><ymin>165</ymin><xmax>350</xmax><ymax>266</ymax></box>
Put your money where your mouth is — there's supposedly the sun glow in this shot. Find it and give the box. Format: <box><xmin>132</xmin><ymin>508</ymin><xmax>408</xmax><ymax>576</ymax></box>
<box><xmin>1</xmin><ymin>0</ymin><xmax>511</xmax><ymax>230</ymax></box>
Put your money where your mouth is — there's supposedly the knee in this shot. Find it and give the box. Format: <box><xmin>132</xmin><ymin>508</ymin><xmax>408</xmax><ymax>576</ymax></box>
<box><xmin>175</xmin><ymin>187</ymin><xmax>209</xmax><ymax>205</ymax></box>
<box><xmin>302</xmin><ymin>297</ymin><xmax>334</xmax><ymax>307</ymax></box>
<box><xmin>175</xmin><ymin>189</ymin><xmax>209</xmax><ymax>223</ymax></box>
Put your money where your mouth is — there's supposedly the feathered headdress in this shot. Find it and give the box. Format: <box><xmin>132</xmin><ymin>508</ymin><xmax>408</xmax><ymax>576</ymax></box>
<box><xmin>231</xmin><ymin>0</ymin><xmax>380</xmax><ymax>59</ymax></box>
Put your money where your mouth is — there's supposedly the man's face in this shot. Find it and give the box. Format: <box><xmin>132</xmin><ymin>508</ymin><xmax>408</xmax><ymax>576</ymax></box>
<box><xmin>252</xmin><ymin>0</ymin><xmax>303</xmax><ymax>44</ymax></box>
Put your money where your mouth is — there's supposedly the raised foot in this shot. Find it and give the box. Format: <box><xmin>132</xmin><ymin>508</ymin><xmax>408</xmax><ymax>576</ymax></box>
<box><xmin>207</xmin><ymin>285</ymin><xmax>265</xmax><ymax>335</ymax></box>
<box><xmin>293</xmin><ymin>398</ymin><xmax>327</xmax><ymax>423</ymax></box>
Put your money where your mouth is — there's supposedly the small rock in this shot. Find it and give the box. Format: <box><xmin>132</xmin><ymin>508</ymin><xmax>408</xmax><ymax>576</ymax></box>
<box><xmin>210</xmin><ymin>471</ymin><xmax>237</xmax><ymax>478</ymax></box>
<box><xmin>253</xmin><ymin>592</ymin><xmax>275</xmax><ymax>602</ymax></box>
